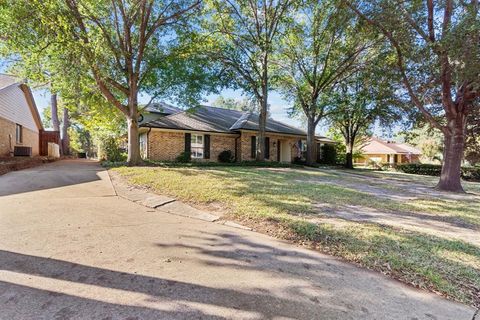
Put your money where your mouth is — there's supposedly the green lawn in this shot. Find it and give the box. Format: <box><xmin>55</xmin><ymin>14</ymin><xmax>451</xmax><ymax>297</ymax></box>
<box><xmin>113</xmin><ymin>165</ymin><xmax>480</xmax><ymax>307</ymax></box>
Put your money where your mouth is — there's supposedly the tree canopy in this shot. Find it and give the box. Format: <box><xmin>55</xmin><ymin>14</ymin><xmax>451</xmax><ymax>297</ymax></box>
<box><xmin>347</xmin><ymin>0</ymin><xmax>480</xmax><ymax>191</ymax></box>
<box><xmin>275</xmin><ymin>0</ymin><xmax>373</xmax><ymax>165</ymax></box>
<box><xmin>201</xmin><ymin>0</ymin><xmax>294</xmax><ymax>160</ymax></box>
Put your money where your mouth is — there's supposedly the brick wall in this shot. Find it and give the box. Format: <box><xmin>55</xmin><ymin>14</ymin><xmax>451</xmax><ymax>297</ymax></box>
<box><xmin>210</xmin><ymin>134</ymin><xmax>237</xmax><ymax>162</ymax></box>
<box><xmin>357</xmin><ymin>154</ymin><xmax>421</xmax><ymax>165</ymax></box>
<box><xmin>0</xmin><ymin>116</ymin><xmax>39</xmax><ymax>157</ymax></box>
<box><xmin>148</xmin><ymin>131</ymin><xmax>185</xmax><ymax>161</ymax></box>
<box><xmin>239</xmin><ymin>131</ymin><xmax>300</xmax><ymax>162</ymax></box>
<box><xmin>401</xmin><ymin>154</ymin><xmax>420</xmax><ymax>163</ymax></box>
<box><xmin>147</xmin><ymin>129</ymin><xmax>238</xmax><ymax>162</ymax></box>
<box><xmin>146</xmin><ymin>128</ymin><xmax>308</xmax><ymax>163</ymax></box>
<box><xmin>357</xmin><ymin>154</ymin><xmax>388</xmax><ymax>164</ymax></box>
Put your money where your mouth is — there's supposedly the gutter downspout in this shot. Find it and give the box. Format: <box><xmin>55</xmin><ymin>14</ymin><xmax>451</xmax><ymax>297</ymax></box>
<box><xmin>234</xmin><ymin>135</ymin><xmax>240</xmax><ymax>162</ymax></box>
<box><xmin>146</xmin><ymin>127</ymin><xmax>152</xmax><ymax>159</ymax></box>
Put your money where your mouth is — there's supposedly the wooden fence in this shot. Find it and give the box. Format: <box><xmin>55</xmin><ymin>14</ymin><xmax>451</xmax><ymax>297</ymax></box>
<box><xmin>39</xmin><ymin>130</ymin><xmax>60</xmax><ymax>156</ymax></box>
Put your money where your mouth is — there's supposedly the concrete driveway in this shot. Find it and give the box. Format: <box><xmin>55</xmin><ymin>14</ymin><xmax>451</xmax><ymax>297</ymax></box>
<box><xmin>0</xmin><ymin>160</ymin><xmax>476</xmax><ymax>320</ymax></box>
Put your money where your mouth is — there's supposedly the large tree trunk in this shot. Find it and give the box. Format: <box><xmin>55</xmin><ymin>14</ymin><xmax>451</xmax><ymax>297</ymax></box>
<box><xmin>256</xmin><ymin>96</ymin><xmax>267</xmax><ymax>161</ymax></box>
<box><xmin>257</xmin><ymin>103</ymin><xmax>266</xmax><ymax>161</ymax></box>
<box><xmin>61</xmin><ymin>107</ymin><xmax>70</xmax><ymax>156</ymax></box>
<box><xmin>345</xmin><ymin>140</ymin><xmax>354</xmax><ymax>169</ymax></box>
<box><xmin>126</xmin><ymin>117</ymin><xmax>141</xmax><ymax>165</ymax></box>
<box><xmin>256</xmin><ymin>52</ymin><xmax>268</xmax><ymax>161</ymax></box>
<box><xmin>50</xmin><ymin>92</ymin><xmax>63</xmax><ymax>155</ymax></box>
<box><xmin>437</xmin><ymin>116</ymin><xmax>466</xmax><ymax>192</ymax></box>
<box><xmin>126</xmin><ymin>85</ymin><xmax>142</xmax><ymax>165</ymax></box>
<box><xmin>50</xmin><ymin>93</ymin><xmax>60</xmax><ymax>132</ymax></box>
<box><xmin>306</xmin><ymin>116</ymin><xmax>316</xmax><ymax>166</ymax></box>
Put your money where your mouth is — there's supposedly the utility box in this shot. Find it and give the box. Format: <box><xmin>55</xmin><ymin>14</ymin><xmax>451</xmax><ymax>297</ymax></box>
<box><xmin>48</xmin><ymin>143</ymin><xmax>60</xmax><ymax>158</ymax></box>
<box><xmin>14</xmin><ymin>146</ymin><xmax>32</xmax><ymax>157</ymax></box>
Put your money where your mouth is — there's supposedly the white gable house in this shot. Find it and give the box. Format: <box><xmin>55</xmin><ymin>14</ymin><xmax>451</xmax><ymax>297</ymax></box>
<box><xmin>0</xmin><ymin>74</ymin><xmax>43</xmax><ymax>157</ymax></box>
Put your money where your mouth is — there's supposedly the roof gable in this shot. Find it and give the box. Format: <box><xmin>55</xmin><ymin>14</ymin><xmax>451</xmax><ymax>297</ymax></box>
<box><xmin>0</xmin><ymin>76</ymin><xmax>43</xmax><ymax>132</ymax></box>
<box><xmin>0</xmin><ymin>74</ymin><xmax>18</xmax><ymax>90</ymax></box>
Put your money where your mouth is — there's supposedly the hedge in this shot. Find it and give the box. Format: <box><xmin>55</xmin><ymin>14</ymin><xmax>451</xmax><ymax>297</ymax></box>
<box><xmin>319</xmin><ymin>144</ymin><xmax>337</xmax><ymax>165</ymax></box>
<box><xmin>396</xmin><ymin>163</ymin><xmax>480</xmax><ymax>182</ymax></box>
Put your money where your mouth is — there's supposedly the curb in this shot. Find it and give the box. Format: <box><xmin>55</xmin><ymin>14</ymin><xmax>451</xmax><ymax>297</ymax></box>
<box><xmin>108</xmin><ymin>170</ymin><xmax>252</xmax><ymax>231</ymax></box>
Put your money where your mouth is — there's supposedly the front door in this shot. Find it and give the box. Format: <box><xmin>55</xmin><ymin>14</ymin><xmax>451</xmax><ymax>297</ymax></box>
<box><xmin>280</xmin><ymin>140</ymin><xmax>291</xmax><ymax>163</ymax></box>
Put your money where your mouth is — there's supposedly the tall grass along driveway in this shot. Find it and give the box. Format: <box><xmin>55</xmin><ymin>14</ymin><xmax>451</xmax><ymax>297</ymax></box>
<box><xmin>113</xmin><ymin>166</ymin><xmax>480</xmax><ymax>307</ymax></box>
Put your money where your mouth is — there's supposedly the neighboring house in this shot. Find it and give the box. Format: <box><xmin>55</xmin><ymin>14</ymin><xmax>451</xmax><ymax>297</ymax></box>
<box><xmin>0</xmin><ymin>74</ymin><xmax>44</xmax><ymax>157</ymax></box>
<box><xmin>357</xmin><ymin>137</ymin><xmax>421</xmax><ymax>165</ymax></box>
<box><xmin>138</xmin><ymin>103</ymin><xmax>334</xmax><ymax>163</ymax></box>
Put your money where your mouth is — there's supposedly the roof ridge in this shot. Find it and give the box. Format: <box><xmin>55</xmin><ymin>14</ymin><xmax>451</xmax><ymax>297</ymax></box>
<box><xmin>153</xmin><ymin>109</ymin><xmax>187</xmax><ymax>121</ymax></box>
<box><xmin>229</xmin><ymin>112</ymin><xmax>251</xmax><ymax>130</ymax></box>
<box><xmin>370</xmin><ymin>137</ymin><xmax>421</xmax><ymax>154</ymax></box>
<box><xmin>370</xmin><ymin>137</ymin><xmax>399</xmax><ymax>153</ymax></box>
<box><xmin>199</xmin><ymin>104</ymin><xmax>246</xmax><ymax>114</ymax></box>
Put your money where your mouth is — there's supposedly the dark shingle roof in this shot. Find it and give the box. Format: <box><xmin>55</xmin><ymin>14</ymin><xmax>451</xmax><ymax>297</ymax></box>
<box><xmin>143</xmin><ymin>102</ymin><xmax>181</xmax><ymax>115</ymax></box>
<box><xmin>142</xmin><ymin>106</ymin><xmax>244</xmax><ymax>133</ymax></box>
<box><xmin>141</xmin><ymin>105</ymin><xmax>334</xmax><ymax>142</ymax></box>
<box><xmin>230</xmin><ymin>112</ymin><xmax>307</xmax><ymax>136</ymax></box>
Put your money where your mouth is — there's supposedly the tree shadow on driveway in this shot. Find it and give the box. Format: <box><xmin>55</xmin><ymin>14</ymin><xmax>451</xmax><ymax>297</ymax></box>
<box><xmin>0</xmin><ymin>249</ymin><xmax>344</xmax><ymax>319</ymax></box>
<box><xmin>0</xmin><ymin>228</ymin><xmax>475</xmax><ymax>319</ymax></box>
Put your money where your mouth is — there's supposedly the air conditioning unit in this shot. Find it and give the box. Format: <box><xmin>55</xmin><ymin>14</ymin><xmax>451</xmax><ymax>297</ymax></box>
<box><xmin>14</xmin><ymin>146</ymin><xmax>32</xmax><ymax>157</ymax></box>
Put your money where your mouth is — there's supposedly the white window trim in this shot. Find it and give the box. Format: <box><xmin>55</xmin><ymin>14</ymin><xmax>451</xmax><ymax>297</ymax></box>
<box><xmin>15</xmin><ymin>124</ymin><xmax>23</xmax><ymax>144</ymax></box>
<box><xmin>191</xmin><ymin>134</ymin><xmax>204</xmax><ymax>159</ymax></box>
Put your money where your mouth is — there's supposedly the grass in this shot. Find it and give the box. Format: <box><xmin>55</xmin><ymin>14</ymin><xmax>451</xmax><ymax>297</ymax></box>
<box><xmin>112</xmin><ymin>165</ymin><xmax>480</xmax><ymax>307</ymax></box>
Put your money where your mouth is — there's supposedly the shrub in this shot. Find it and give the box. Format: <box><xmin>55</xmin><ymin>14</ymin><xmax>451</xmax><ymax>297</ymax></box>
<box><xmin>319</xmin><ymin>144</ymin><xmax>337</xmax><ymax>165</ymax></box>
<box><xmin>98</xmin><ymin>136</ymin><xmax>126</xmax><ymax>162</ymax></box>
<box><xmin>396</xmin><ymin>163</ymin><xmax>442</xmax><ymax>176</ymax></box>
<box><xmin>334</xmin><ymin>143</ymin><xmax>346</xmax><ymax>165</ymax></box>
<box><xmin>397</xmin><ymin>163</ymin><xmax>480</xmax><ymax>182</ymax></box>
<box><xmin>175</xmin><ymin>151</ymin><xmax>191</xmax><ymax>163</ymax></box>
<box><xmin>462</xmin><ymin>167</ymin><xmax>480</xmax><ymax>181</ymax></box>
<box><xmin>218</xmin><ymin>150</ymin><xmax>235</xmax><ymax>163</ymax></box>
<box><xmin>293</xmin><ymin>156</ymin><xmax>306</xmax><ymax>165</ymax></box>
<box><xmin>143</xmin><ymin>159</ymin><xmax>299</xmax><ymax>168</ymax></box>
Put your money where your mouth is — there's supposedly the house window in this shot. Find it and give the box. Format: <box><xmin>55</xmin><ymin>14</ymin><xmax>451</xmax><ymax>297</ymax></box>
<box><xmin>15</xmin><ymin>124</ymin><xmax>23</xmax><ymax>144</ymax></box>
<box><xmin>139</xmin><ymin>133</ymin><xmax>147</xmax><ymax>159</ymax></box>
<box><xmin>301</xmin><ymin>140</ymin><xmax>307</xmax><ymax>152</ymax></box>
<box><xmin>301</xmin><ymin>139</ymin><xmax>307</xmax><ymax>159</ymax></box>
<box><xmin>191</xmin><ymin>134</ymin><xmax>204</xmax><ymax>159</ymax></box>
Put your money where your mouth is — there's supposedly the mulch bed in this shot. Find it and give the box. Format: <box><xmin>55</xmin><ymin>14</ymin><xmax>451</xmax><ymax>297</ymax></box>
<box><xmin>0</xmin><ymin>156</ymin><xmax>56</xmax><ymax>176</ymax></box>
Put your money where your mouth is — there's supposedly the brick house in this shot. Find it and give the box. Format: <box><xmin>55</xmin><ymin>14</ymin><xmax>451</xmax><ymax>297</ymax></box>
<box><xmin>0</xmin><ymin>74</ymin><xmax>44</xmax><ymax>157</ymax></box>
<box><xmin>356</xmin><ymin>137</ymin><xmax>421</xmax><ymax>166</ymax></box>
<box><xmin>138</xmin><ymin>103</ymin><xmax>334</xmax><ymax>163</ymax></box>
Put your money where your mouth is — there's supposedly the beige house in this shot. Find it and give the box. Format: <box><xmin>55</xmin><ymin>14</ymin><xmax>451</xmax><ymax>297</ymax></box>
<box><xmin>0</xmin><ymin>74</ymin><xmax>43</xmax><ymax>157</ymax></box>
<box><xmin>139</xmin><ymin>103</ymin><xmax>333</xmax><ymax>163</ymax></box>
<box><xmin>356</xmin><ymin>137</ymin><xmax>421</xmax><ymax>166</ymax></box>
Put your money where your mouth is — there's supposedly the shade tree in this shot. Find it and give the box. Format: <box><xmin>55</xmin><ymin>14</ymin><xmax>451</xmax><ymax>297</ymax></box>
<box><xmin>276</xmin><ymin>0</ymin><xmax>373</xmax><ymax>165</ymax></box>
<box><xmin>347</xmin><ymin>0</ymin><xmax>480</xmax><ymax>192</ymax></box>
<box><xmin>202</xmin><ymin>0</ymin><xmax>294</xmax><ymax>160</ymax></box>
